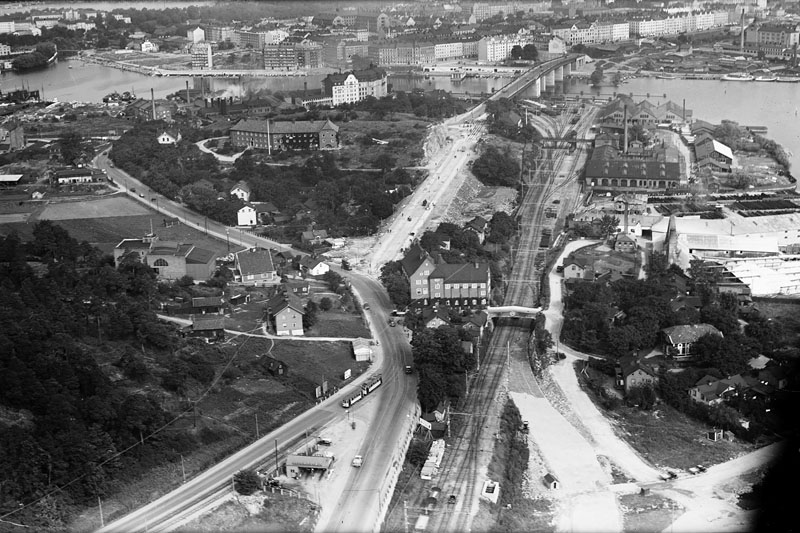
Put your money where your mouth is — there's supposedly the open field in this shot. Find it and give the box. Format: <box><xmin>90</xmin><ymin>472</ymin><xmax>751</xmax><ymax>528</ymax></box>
<box><xmin>619</xmin><ymin>492</ymin><xmax>683</xmax><ymax>533</ymax></box>
<box><xmin>337</xmin><ymin>115</ymin><xmax>430</xmax><ymax>169</ymax></box>
<box><xmin>228</xmin><ymin>337</ymin><xmax>370</xmax><ymax>396</ymax></box>
<box><xmin>38</xmin><ymin>195</ymin><xmax>152</xmax><ymax>220</ymax></box>
<box><xmin>178</xmin><ymin>492</ymin><xmax>317</xmax><ymax>533</ymax></box>
<box><xmin>0</xmin><ymin>208</ymin><xmax>244</xmax><ymax>256</ymax></box>
<box><xmin>306</xmin><ymin>307</ymin><xmax>371</xmax><ymax>338</ymax></box>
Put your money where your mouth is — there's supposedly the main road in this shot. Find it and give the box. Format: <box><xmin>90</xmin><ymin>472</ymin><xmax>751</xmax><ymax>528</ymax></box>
<box><xmin>93</xmin><ymin>153</ymin><xmax>417</xmax><ymax>533</ymax></box>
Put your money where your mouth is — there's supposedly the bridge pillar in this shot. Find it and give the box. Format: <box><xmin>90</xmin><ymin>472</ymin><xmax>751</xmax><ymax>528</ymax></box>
<box><xmin>564</xmin><ymin>62</ymin><xmax>572</xmax><ymax>77</ymax></box>
<box><xmin>546</xmin><ymin>70</ymin><xmax>555</xmax><ymax>87</ymax></box>
<box><xmin>539</xmin><ymin>76</ymin><xmax>546</xmax><ymax>94</ymax></box>
<box><xmin>532</xmin><ymin>76</ymin><xmax>541</xmax><ymax>97</ymax></box>
<box><xmin>554</xmin><ymin>66</ymin><xmax>564</xmax><ymax>82</ymax></box>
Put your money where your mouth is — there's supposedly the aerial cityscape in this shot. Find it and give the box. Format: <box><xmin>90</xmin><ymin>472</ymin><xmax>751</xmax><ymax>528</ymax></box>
<box><xmin>0</xmin><ymin>0</ymin><xmax>798</xmax><ymax>532</ymax></box>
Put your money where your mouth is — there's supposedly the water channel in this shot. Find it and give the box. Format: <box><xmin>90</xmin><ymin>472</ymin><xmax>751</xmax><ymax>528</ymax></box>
<box><xmin>4</xmin><ymin>59</ymin><xmax>798</xmax><ymax>170</ymax></box>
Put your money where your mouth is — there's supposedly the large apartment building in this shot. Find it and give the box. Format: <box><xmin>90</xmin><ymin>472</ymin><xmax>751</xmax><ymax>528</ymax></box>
<box><xmin>629</xmin><ymin>10</ymin><xmax>731</xmax><ymax>37</ymax></box>
<box><xmin>190</xmin><ymin>42</ymin><xmax>213</xmax><ymax>69</ymax></box>
<box><xmin>322</xmin><ymin>68</ymin><xmax>388</xmax><ymax>106</ymax></box>
<box><xmin>263</xmin><ymin>38</ymin><xmax>323</xmax><ymax>70</ymax></box>
<box><xmin>477</xmin><ymin>34</ymin><xmax>534</xmax><ymax>62</ymax></box>
<box><xmin>743</xmin><ymin>24</ymin><xmax>800</xmax><ymax>59</ymax></box>
<box><xmin>368</xmin><ymin>40</ymin><xmax>436</xmax><ymax>66</ymax></box>
<box><xmin>400</xmin><ymin>243</ymin><xmax>491</xmax><ymax>309</ymax></box>
<box><xmin>229</xmin><ymin>118</ymin><xmax>339</xmax><ymax>151</ymax></box>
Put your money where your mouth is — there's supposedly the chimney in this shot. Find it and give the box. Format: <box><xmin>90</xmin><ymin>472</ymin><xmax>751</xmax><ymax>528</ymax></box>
<box><xmin>623</xmin><ymin>105</ymin><xmax>628</xmax><ymax>154</ymax></box>
<box><xmin>740</xmin><ymin>9</ymin><xmax>745</xmax><ymax>53</ymax></box>
<box><xmin>474</xmin><ymin>262</ymin><xmax>479</xmax><ymax>268</ymax></box>
<box><xmin>151</xmin><ymin>88</ymin><xmax>156</xmax><ymax>120</ymax></box>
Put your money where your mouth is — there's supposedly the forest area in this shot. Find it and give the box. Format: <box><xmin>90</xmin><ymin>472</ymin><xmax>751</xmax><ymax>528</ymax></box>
<box><xmin>0</xmin><ymin>223</ymin><xmax>236</xmax><ymax>529</ymax></box>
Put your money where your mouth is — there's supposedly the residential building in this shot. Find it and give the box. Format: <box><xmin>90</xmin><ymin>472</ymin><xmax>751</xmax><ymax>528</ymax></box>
<box><xmin>140</xmin><ymin>40</ymin><xmax>158</xmax><ymax>53</ymax></box>
<box><xmin>157</xmin><ymin>129</ymin><xmax>181</xmax><ymax>145</ymax></box>
<box><xmin>477</xmin><ymin>34</ymin><xmax>533</xmax><ymax>62</ymax></box>
<box><xmin>428</xmin><ymin>263</ymin><xmax>491</xmax><ymax>308</ymax></box>
<box><xmin>661</xmin><ymin>323</ymin><xmax>722</xmax><ymax>358</ymax></box>
<box><xmin>301</xmin><ymin>229</ymin><xmax>329</xmax><ymax>245</ymax></box>
<box><xmin>300</xmin><ymin>256</ymin><xmax>330</xmax><ymax>277</ymax></box>
<box><xmin>267</xmin><ymin>289</ymin><xmax>305</xmax><ymax>336</ymax></box>
<box><xmin>0</xmin><ymin>18</ymin><xmax>15</xmax><ymax>35</ymax></box>
<box><xmin>422</xmin><ymin>306</ymin><xmax>451</xmax><ymax>328</ymax></box>
<box><xmin>234</xmin><ymin>247</ymin><xmax>278</xmax><ymax>286</ymax></box>
<box><xmin>689</xmin><ymin>374</ymin><xmax>748</xmax><ymax>405</ymax></box>
<box><xmin>0</xmin><ymin>43</ymin><xmax>11</xmax><ymax>56</ymax></box>
<box><xmin>191</xmin><ymin>42</ymin><xmax>213</xmax><ymax>70</ymax></box>
<box><xmin>0</xmin><ymin>123</ymin><xmax>24</xmax><ymax>152</ymax></box>
<box><xmin>53</xmin><ymin>168</ymin><xmax>95</xmax><ymax>185</ymax></box>
<box><xmin>191</xmin><ymin>296</ymin><xmax>225</xmax><ymax>315</ymax></box>
<box><xmin>114</xmin><ymin>234</ymin><xmax>216</xmax><ymax>281</ymax></box>
<box><xmin>464</xmin><ymin>216</ymin><xmax>489</xmax><ymax>244</ymax></box>
<box><xmin>207</xmin><ymin>25</ymin><xmax>235</xmax><ymax>43</ymax></box>
<box><xmin>187</xmin><ymin>26</ymin><xmax>205</xmax><ymax>43</ymax></box>
<box><xmin>229</xmin><ymin>118</ymin><xmax>339</xmax><ymax>151</ymax></box>
<box><xmin>263</xmin><ymin>38</ymin><xmax>323</xmax><ymax>70</ymax></box>
<box><xmin>230</xmin><ymin>180</ymin><xmax>251</xmax><ymax>202</ymax></box>
<box><xmin>401</xmin><ymin>243</ymin><xmax>437</xmax><ymax>301</ymax></box>
<box><xmin>322</xmin><ymin>68</ymin><xmax>388</xmax><ymax>106</ymax></box>
<box><xmin>616</xmin><ymin>355</ymin><xmax>659</xmax><ymax>393</ymax></box>
<box><xmin>367</xmin><ymin>40</ymin><xmax>436</xmax><ymax>66</ymax></box>
<box><xmin>183</xmin><ymin>315</ymin><xmax>225</xmax><ymax>341</ymax></box>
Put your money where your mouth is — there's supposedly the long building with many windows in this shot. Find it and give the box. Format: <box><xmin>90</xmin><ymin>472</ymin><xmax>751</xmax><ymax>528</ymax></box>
<box><xmin>229</xmin><ymin>119</ymin><xmax>339</xmax><ymax>151</ymax></box>
<box><xmin>743</xmin><ymin>24</ymin><xmax>800</xmax><ymax>59</ymax></box>
<box><xmin>322</xmin><ymin>68</ymin><xmax>388</xmax><ymax>106</ymax></box>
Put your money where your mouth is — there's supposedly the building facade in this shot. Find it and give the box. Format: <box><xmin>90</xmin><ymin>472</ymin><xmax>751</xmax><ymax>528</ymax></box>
<box><xmin>323</xmin><ymin>68</ymin><xmax>387</xmax><ymax>106</ymax></box>
<box><xmin>191</xmin><ymin>42</ymin><xmax>213</xmax><ymax>69</ymax></box>
<box><xmin>229</xmin><ymin>118</ymin><xmax>339</xmax><ymax>151</ymax></box>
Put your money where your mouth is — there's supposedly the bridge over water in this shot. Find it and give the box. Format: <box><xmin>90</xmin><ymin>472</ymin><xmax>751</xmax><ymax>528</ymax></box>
<box><xmin>489</xmin><ymin>53</ymin><xmax>586</xmax><ymax>101</ymax></box>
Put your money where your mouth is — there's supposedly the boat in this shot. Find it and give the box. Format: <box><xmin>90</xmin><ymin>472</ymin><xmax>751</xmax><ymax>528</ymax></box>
<box><xmin>776</xmin><ymin>77</ymin><xmax>800</xmax><ymax>83</ymax></box>
<box><xmin>655</xmin><ymin>74</ymin><xmax>676</xmax><ymax>79</ymax></box>
<box><xmin>721</xmin><ymin>73</ymin><xmax>754</xmax><ymax>81</ymax></box>
<box><xmin>754</xmin><ymin>75</ymin><xmax>777</xmax><ymax>82</ymax></box>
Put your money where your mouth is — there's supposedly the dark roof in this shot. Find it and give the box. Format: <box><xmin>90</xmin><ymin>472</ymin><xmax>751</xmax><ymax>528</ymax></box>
<box><xmin>54</xmin><ymin>168</ymin><xmax>93</xmax><ymax>178</ymax></box>
<box><xmin>235</xmin><ymin>248</ymin><xmax>275</xmax><ymax>277</ymax></box>
<box><xmin>231</xmin><ymin>180</ymin><xmax>250</xmax><ymax>193</ymax></box>
<box><xmin>585</xmin><ymin>158</ymin><xmax>681</xmax><ymax>182</ymax></box>
<box><xmin>662</xmin><ymin>323</ymin><xmax>722</xmax><ymax>345</ymax></box>
<box><xmin>185</xmin><ymin>246</ymin><xmax>216</xmax><ymax>264</ymax></box>
<box><xmin>422</xmin><ymin>306</ymin><xmax>451</xmax><ymax>325</ymax></box>
<box><xmin>230</xmin><ymin>118</ymin><xmax>339</xmax><ymax>135</ymax></box>
<box><xmin>325</xmin><ymin>67</ymin><xmax>386</xmax><ymax>85</ymax></box>
<box><xmin>430</xmin><ymin>262</ymin><xmax>489</xmax><ymax>284</ymax></box>
<box><xmin>619</xmin><ymin>355</ymin><xmax>658</xmax><ymax>379</ymax></box>
<box><xmin>400</xmin><ymin>242</ymin><xmax>430</xmax><ymax>277</ymax></box>
<box><xmin>466</xmin><ymin>216</ymin><xmax>489</xmax><ymax>232</ymax></box>
<box><xmin>191</xmin><ymin>315</ymin><xmax>225</xmax><ymax>331</ymax></box>
<box><xmin>192</xmin><ymin>296</ymin><xmax>224</xmax><ymax>308</ymax></box>
<box><xmin>266</xmin><ymin>290</ymin><xmax>304</xmax><ymax>315</ymax></box>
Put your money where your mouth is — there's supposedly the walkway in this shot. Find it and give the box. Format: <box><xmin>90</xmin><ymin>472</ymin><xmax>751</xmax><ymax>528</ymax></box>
<box><xmin>195</xmin><ymin>138</ymin><xmax>248</xmax><ymax>163</ymax></box>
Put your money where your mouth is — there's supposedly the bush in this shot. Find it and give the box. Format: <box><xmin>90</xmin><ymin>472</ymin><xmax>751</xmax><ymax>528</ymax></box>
<box><xmin>319</xmin><ymin>297</ymin><xmax>333</xmax><ymax>311</ymax></box>
<box><xmin>234</xmin><ymin>470</ymin><xmax>261</xmax><ymax>495</ymax></box>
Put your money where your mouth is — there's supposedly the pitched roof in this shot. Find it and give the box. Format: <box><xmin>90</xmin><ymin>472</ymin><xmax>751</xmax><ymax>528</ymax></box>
<box><xmin>430</xmin><ymin>262</ymin><xmax>489</xmax><ymax>284</ymax></box>
<box><xmin>191</xmin><ymin>315</ymin><xmax>225</xmax><ymax>330</ymax></box>
<box><xmin>235</xmin><ymin>248</ymin><xmax>275</xmax><ymax>277</ymax></box>
<box><xmin>266</xmin><ymin>289</ymin><xmax>304</xmax><ymax>315</ymax></box>
<box><xmin>230</xmin><ymin>118</ymin><xmax>339</xmax><ymax>135</ymax></box>
<box><xmin>231</xmin><ymin>180</ymin><xmax>250</xmax><ymax>194</ymax></box>
<box><xmin>192</xmin><ymin>296</ymin><xmax>224</xmax><ymax>307</ymax></box>
<box><xmin>400</xmin><ymin>242</ymin><xmax>430</xmax><ymax>277</ymax></box>
<box><xmin>662</xmin><ymin>323</ymin><xmax>722</xmax><ymax>345</ymax></box>
<box><xmin>185</xmin><ymin>247</ymin><xmax>215</xmax><ymax>264</ymax></box>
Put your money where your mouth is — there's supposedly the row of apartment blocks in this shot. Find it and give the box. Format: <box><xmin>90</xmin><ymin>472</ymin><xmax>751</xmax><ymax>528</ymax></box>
<box><xmin>743</xmin><ymin>23</ymin><xmax>800</xmax><ymax>59</ymax></box>
<box><xmin>551</xmin><ymin>10</ymin><xmax>732</xmax><ymax>45</ymax></box>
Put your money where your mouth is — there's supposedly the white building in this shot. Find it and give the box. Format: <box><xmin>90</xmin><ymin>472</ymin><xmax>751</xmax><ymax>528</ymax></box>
<box><xmin>187</xmin><ymin>26</ymin><xmax>205</xmax><ymax>43</ymax></box>
<box><xmin>478</xmin><ymin>34</ymin><xmax>532</xmax><ymax>62</ymax></box>
<box><xmin>0</xmin><ymin>43</ymin><xmax>10</xmax><ymax>56</ymax></box>
<box><xmin>0</xmin><ymin>20</ymin><xmax>15</xmax><ymax>34</ymax></box>
<box><xmin>141</xmin><ymin>40</ymin><xmax>158</xmax><ymax>53</ymax></box>
<box><xmin>323</xmin><ymin>68</ymin><xmax>387</xmax><ymax>106</ymax></box>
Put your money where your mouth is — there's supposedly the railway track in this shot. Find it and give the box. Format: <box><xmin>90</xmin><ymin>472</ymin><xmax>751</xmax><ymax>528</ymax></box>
<box><xmin>425</xmin><ymin>101</ymin><xmax>595</xmax><ymax>533</ymax></box>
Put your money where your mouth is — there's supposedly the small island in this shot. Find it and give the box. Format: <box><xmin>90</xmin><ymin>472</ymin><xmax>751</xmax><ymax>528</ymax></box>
<box><xmin>12</xmin><ymin>42</ymin><xmax>57</xmax><ymax>71</ymax></box>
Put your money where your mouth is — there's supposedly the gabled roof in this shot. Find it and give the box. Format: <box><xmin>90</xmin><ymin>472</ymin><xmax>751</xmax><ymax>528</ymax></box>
<box><xmin>185</xmin><ymin>247</ymin><xmax>216</xmax><ymax>264</ymax></box>
<box><xmin>466</xmin><ymin>216</ymin><xmax>489</xmax><ymax>232</ymax></box>
<box><xmin>231</xmin><ymin>180</ymin><xmax>250</xmax><ymax>194</ymax></box>
<box><xmin>191</xmin><ymin>315</ymin><xmax>225</xmax><ymax>331</ymax></box>
<box><xmin>619</xmin><ymin>355</ymin><xmax>658</xmax><ymax>380</ymax></box>
<box><xmin>266</xmin><ymin>289</ymin><xmax>305</xmax><ymax>315</ymax></box>
<box><xmin>430</xmin><ymin>262</ymin><xmax>489</xmax><ymax>284</ymax></box>
<box><xmin>301</xmin><ymin>229</ymin><xmax>328</xmax><ymax>241</ymax></box>
<box><xmin>235</xmin><ymin>248</ymin><xmax>275</xmax><ymax>277</ymax></box>
<box><xmin>230</xmin><ymin>118</ymin><xmax>339</xmax><ymax>135</ymax></box>
<box><xmin>400</xmin><ymin>242</ymin><xmax>431</xmax><ymax>277</ymax></box>
<box><xmin>662</xmin><ymin>323</ymin><xmax>722</xmax><ymax>345</ymax></box>
<box><xmin>192</xmin><ymin>296</ymin><xmax>224</xmax><ymax>308</ymax></box>
<box><xmin>422</xmin><ymin>306</ymin><xmax>451</xmax><ymax>325</ymax></box>
<box><xmin>300</xmin><ymin>255</ymin><xmax>325</xmax><ymax>269</ymax></box>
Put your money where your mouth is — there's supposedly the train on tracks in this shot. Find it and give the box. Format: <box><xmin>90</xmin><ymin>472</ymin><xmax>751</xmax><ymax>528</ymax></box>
<box><xmin>341</xmin><ymin>375</ymin><xmax>383</xmax><ymax>408</ymax></box>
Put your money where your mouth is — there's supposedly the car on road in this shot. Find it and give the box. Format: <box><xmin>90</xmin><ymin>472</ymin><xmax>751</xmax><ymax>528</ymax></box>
<box><xmin>362</xmin><ymin>303</ymin><xmax>370</xmax><ymax>310</ymax></box>
<box><xmin>130</xmin><ymin>188</ymin><xmax>136</xmax><ymax>193</ymax></box>
<box><xmin>138</xmin><ymin>193</ymin><xmax>145</xmax><ymax>198</ymax></box>
<box><xmin>352</xmin><ymin>455</ymin><xmax>363</xmax><ymax>467</ymax></box>
<box><xmin>448</xmin><ymin>495</ymin><xmax>457</xmax><ymax>505</ymax></box>
<box><xmin>407</xmin><ymin>216</ymin><xmax>412</xmax><ymax>221</ymax></box>
<box><xmin>404</xmin><ymin>365</ymin><xmax>413</xmax><ymax>374</ymax></box>
<box><xmin>317</xmin><ymin>438</ymin><xmax>332</xmax><ymax>446</ymax></box>
<box><xmin>388</xmin><ymin>318</ymin><xmax>396</xmax><ymax>327</ymax></box>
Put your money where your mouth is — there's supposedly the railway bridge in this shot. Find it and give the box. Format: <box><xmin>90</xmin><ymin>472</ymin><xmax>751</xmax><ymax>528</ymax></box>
<box><xmin>490</xmin><ymin>53</ymin><xmax>587</xmax><ymax>101</ymax></box>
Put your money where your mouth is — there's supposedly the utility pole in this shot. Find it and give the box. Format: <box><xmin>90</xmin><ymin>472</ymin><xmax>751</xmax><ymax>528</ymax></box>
<box><xmin>180</xmin><ymin>454</ymin><xmax>186</xmax><ymax>483</ymax></box>
<box><xmin>255</xmin><ymin>413</ymin><xmax>259</xmax><ymax>439</ymax></box>
<box><xmin>403</xmin><ymin>500</ymin><xmax>409</xmax><ymax>533</ymax></box>
<box><xmin>274</xmin><ymin>439</ymin><xmax>279</xmax><ymax>475</ymax></box>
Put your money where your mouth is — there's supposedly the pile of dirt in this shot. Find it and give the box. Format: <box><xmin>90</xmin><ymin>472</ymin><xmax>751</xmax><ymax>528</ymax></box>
<box><xmin>441</xmin><ymin>173</ymin><xmax>485</xmax><ymax>225</ymax></box>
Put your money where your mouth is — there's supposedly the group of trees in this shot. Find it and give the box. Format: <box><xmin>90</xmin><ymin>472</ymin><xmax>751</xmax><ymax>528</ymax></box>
<box><xmin>110</xmin><ymin>122</ymin><xmax>409</xmax><ymax>238</ymax></box>
<box><xmin>412</xmin><ymin>326</ymin><xmax>476</xmax><ymax>412</ymax></box>
<box><xmin>471</xmin><ymin>145</ymin><xmax>520</xmax><ymax>186</ymax></box>
<box><xmin>484</xmin><ymin>98</ymin><xmax>542</xmax><ymax>143</ymax></box>
<box><xmin>351</xmin><ymin>90</ymin><xmax>470</xmax><ymax>121</ymax></box>
<box><xmin>11</xmin><ymin>42</ymin><xmax>56</xmax><ymax>71</ymax></box>
<box><xmin>510</xmin><ymin>43</ymin><xmax>538</xmax><ymax>61</ymax></box>
<box><xmin>0</xmin><ymin>223</ymin><xmax>231</xmax><ymax>527</ymax></box>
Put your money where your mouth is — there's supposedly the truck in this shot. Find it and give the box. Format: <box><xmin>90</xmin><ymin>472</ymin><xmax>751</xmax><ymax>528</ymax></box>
<box><xmin>352</xmin><ymin>455</ymin><xmax>363</xmax><ymax>467</ymax></box>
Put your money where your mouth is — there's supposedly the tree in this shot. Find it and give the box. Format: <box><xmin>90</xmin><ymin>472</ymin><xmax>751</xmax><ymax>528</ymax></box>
<box><xmin>590</xmin><ymin>67</ymin><xmax>604</xmax><ymax>86</ymax></box>
<box><xmin>510</xmin><ymin>45</ymin><xmax>523</xmax><ymax>59</ymax></box>
<box><xmin>234</xmin><ymin>469</ymin><xmax>261</xmax><ymax>495</ymax></box>
<box><xmin>58</xmin><ymin>130</ymin><xmax>84</xmax><ymax>165</ymax></box>
<box><xmin>471</xmin><ymin>145</ymin><xmax>520</xmax><ymax>186</ymax></box>
<box><xmin>488</xmin><ymin>211</ymin><xmax>515</xmax><ymax>244</ymax></box>
<box><xmin>598</xmin><ymin>214</ymin><xmax>620</xmax><ymax>240</ymax></box>
<box><xmin>522</xmin><ymin>43</ymin><xmax>538</xmax><ymax>60</ymax></box>
<box><xmin>303</xmin><ymin>301</ymin><xmax>318</xmax><ymax>329</ymax></box>
<box><xmin>319</xmin><ymin>297</ymin><xmax>333</xmax><ymax>311</ymax></box>
<box><xmin>379</xmin><ymin>261</ymin><xmax>410</xmax><ymax>309</ymax></box>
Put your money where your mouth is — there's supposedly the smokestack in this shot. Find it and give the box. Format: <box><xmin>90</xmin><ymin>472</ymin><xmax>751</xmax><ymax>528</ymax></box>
<box><xmin>740</xmin><ymin>9</ymin><xmax>745</xmax><ymax>53</ymax></box>
<box><xmin>186</xmin><ymin>80</ymin><xmax>190</xmax><ymax>104</ymax></box>
<box><xmin>623</xmin><ymin>105</ymin><xmax>628</xmax><ymax>154</ymax></box>
<box><xmin>682</xmin><ymin>98</ymin><xmax>686</xmax><ymax>123</ymax></box>
<box><xmin>151</xmin><ymin>88</ymin><xmax>155</xmax><ymax>120</ymax></box>
<box><xmin>623</xmin><ymin>198</ymin><xmax>629</xmax><ymax>234</ymax></box>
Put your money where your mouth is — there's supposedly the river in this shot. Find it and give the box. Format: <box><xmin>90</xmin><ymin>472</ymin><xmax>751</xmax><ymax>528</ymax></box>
<box><xmin>5</xmin><ymin>59</ymin><xmax>798</xmax><ymax>170</ymax></box>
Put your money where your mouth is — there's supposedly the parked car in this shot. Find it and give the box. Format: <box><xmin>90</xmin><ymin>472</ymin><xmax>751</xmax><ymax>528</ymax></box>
<box><xmin>404</xmin><ymin>365</ymin><xmax>413</xmax><ymax>374</ymax></box>
<box><xmin>317</xmin><ymin>438</ymin><xmax>332</xmax><ymax>446</ymax></box>
<box><xmin>448</xmin><ymin>495</ymin><xmax>457</xmax><ymax>505</ymax></box>
<box><xmin>388</xmin><ymin>318</ymin><xmax>396</xmax><ymax>327</ymax></box>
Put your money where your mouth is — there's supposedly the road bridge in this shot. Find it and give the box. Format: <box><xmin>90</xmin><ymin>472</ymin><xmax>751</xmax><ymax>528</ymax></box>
<box><xmin>490</xmin><ymin>54</ymin><xmax>586</xmax><ymax>101</ymax></box>
<box><xmin>486</xmin><ymin>305</ymin><xmax>542</xmax><ymax>320</ymax></box>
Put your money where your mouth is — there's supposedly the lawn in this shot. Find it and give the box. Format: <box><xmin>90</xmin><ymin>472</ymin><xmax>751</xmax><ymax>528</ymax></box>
<box><xmin>1</xmin><ymin>210</ymin><xmax>244</xmax><ymax>256</ymax></box>
<box><xmin>306</xmin><ymin>307</ymin><xmax>371</xmax><ymax>338</ymax></box>
<box><xmin>336</xmin><ymin>115</ymin><xmax>430</xmax><ymax>169</ymax></box>
<box><xmin>228</xmin><ymin>337</ymin><xmax>371</xmax><ymax>396</ymax></box>
<box><xmin>619</xmin><ymin>492</ymin><xmax>683</xmax><ymax>533</ymax></box>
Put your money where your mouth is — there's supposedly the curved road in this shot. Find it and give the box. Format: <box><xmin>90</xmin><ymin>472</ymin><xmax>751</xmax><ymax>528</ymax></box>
<box><xmin>93</xmin><ymin>152</ymin><xmax>417</xmax><ymax>533</ymax></box>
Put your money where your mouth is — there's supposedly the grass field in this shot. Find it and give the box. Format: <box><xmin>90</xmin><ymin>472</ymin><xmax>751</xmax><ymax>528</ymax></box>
<box><xmin>39</xmin><ymin>196</ymin><xmax>152</xmax><ymax>220</ymax></box>
<box><xmin>619</xmin><ymin>492</ymin><xmax>684</xmax><ymax>533</ymax></box>
<box><xmin>1</xmin><ymin>210</ymin><xmax>243</xmax><ymax>256</ymax></box>
<box><xmin>306</xmin><ymin>308</ymin><xmax>371</xmax><ymax>338</ymax></box>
